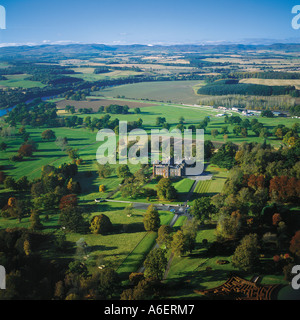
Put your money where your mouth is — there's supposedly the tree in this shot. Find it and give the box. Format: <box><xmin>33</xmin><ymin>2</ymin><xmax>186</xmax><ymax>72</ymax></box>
<box><xmin>156</xmin><ymin>117</ymin><xmax>166</xmax><ymax>126</ymax></box>
<box><xmin>90</xmin><ymin>214</ymin><xmax>113</xmax><ymax>235</ymax></box>
<box><xmin>190</xmin><ymin>197</ymin><xmax>216</xmax><ymax>222</ymax></box>
<box><xmin>96</xmin><ymin>162</ymin><xmax>112</xmax><ymax>178</ymax></box>
<box><xmin>59</xmin><ymin>206</ymin><xmax>85</xmax><ymax>233</ymax></box>
<box><xmin>232</xmin><ymin>233</ymin><xmax>259</xmax><ymax>271</ymax></box>
<box><xmin>18</xmin><ymin>144</ymin><xmax>34</xmax><ymax>157</ymax></box>
<box><xmin>143</xmin><ymin>248</ymin><xmax>167</xmax><ymax>280</ymax></box>
<box><xmin>117</xmin><ymin>164</ymin><xmax>132</xmax><ymax>179</ymax></box>
<box><xmin>30</xmin><ymin>210</ymin><xmax>43</xmax><ymax>230</ymax></box>
<box><xmin>41</xmin><ymin>129</ymin><xmax>56</xmax><ymax>141</ymax></box>
<box><xmin>181</xmin><ymin>218</ymin><xmax>198</xmax><ymax>253</ymax></box>
<box><xmin>289</xmin><ymin>230</ymin><xmax>300</xmax><ymax>257</ymax></box>
<box><xmin>156</xmin><ymin>225</ymin><xmax>173</xmax><ymax>248</ymax></box>
<box><xmin>211</xmin><ymin>129</ymin><xmax>219</xmax><ymax>138</ymax></box>
<box><xmin>15</xmin><ymin>176</ymin><xmax>30</xmax><ymax>191</ymax></box>
<box><xmin>143</xmin><ymin>205</ymin><xmax>160</xmax><ymax>232</ymax></box>
<box><xmin>67</xmin><ymin>147</ymin><xmax>80</xmax><ymax>161</ymax></box>
<box><xmin>157</xmin><ymin>178</ymin><xmax>177</xmax><ymax>201</ymax></box>
<box><xmin>171</xmin><ymin>230</ymin><xmax>188</xmax><ymax>257</ymax></box>
<box><xmin>59</xmin><ymin>194</ymin><xmax>78</xmax><ymax>210</ymax></box>
<box><xmin>5</xmin><ymin>198</ymin><xmax>24</xmax><ymax>222</ymax></box>
<box><xmin>204</xmin><ymin>140</ymin><xmax>215</xmax><ymax>160</ymax></box>
<box><xmin>99</xmin><ymin>185</ymin><xmax>106</xmax><ymax>193</ymax></box>
<box><xmin>0</xmin><ymin>142</ymin><xmax>7</xmax><ymax>151</ymax></box>
<box><xmin>210</xmin><ymin>142</ymin><xmax>238</xmax><ymax>169</ymax></box>
<box><xmin>0</xmin><ymin>171</ymin><xmax>6</xmax><ymax>184</ymax></box>
<box><xmin>216</xmin><ymin>214</ymin><xmax>241</xmax><ymax>240</ymax></box>
<box><xmin>97</xmin><ymin>268</ymin><xmax>120</xmax><ymax>299</ymax></box>
<box><xmin>261</xmin><ymin>110</ymin><xmax>274</xmax><ymax>118</ymax></box>
<box><xmin>4</xmin><ymin>176</ymin><xmax>16</xmax><ymax>190</ymax></box>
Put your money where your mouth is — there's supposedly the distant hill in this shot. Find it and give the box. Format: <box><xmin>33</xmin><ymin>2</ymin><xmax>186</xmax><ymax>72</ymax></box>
<box><xmin>1</xmin><ymin>43</ymin><xmax>300</xmax><ymax>59</ymax></box>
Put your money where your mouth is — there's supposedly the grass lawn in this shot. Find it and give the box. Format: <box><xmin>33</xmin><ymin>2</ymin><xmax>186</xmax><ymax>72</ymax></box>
<box><xmin>164</xmin><ymin>225</ymin><xmax>239</xmax><ymax>299</ymax></box>
<box><xmin>112</xmin><ymin>209</ymin><xmax>174</xmax><ymax>279</ymax></box>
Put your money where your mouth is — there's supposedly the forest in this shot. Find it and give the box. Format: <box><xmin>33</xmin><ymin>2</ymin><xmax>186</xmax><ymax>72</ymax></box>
<box><xmin>197</xmin><ymin>82</ymin><xmax>300</xmax><ymax>97</ymax></box>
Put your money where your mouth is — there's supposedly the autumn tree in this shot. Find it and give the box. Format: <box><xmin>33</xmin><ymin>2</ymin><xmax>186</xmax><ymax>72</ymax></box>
<box><xmin>59</xmin><ymin>194</ymin><xmax>78</xmax><ymax>210</ymax></box>
<box><xmin>90</xmin><ymin>214</ymin><xmax>113</xmax><ymax>235</ymax></box>
<box><xmin>18</xmin><ymin>144</ymin><xmax>34</xmax><ymax>157</ymax></box>
<box><xmin>99</xmin><ymin>185</ymin><xmax>106</xmax><ymax>193</ymax></box>
<box><xmin>289</xmin><ymin>230</ymin><xmax>300</xmax><ymax>257</ymax></box>
<box><xmin>41</xmin><ymin>129</ymin><xmax>56</xmax><ymax>141</ymax></box>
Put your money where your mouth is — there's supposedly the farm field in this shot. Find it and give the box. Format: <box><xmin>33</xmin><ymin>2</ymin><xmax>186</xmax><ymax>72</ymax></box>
<box><xmin>70</xmin><ymin>69</ymin><xmax>144</xmax><ymax>81</ymax></box>
<box><xmin>0</xmin><ymin>74</ymin><xmax>46</xmax><ymax>89</ymax></box>
<box><xmin>91</xmin><ymin>80</ymin><xmax>206</xmax><ymax>105</ymax></box>
<box><xmin>55</xmin><ymin>97</ymin><xmax>157</xmax><ymax>112</ymax></box>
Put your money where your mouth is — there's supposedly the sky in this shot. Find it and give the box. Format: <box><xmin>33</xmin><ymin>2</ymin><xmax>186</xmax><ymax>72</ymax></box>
<box><xmin>0</xmin><ymin>0</ymin><xmax>300</xmax><ymax>46</ymax></box>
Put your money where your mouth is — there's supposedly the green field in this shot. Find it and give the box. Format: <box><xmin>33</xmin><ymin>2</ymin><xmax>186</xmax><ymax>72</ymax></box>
<box><xmin>0</xmin><ymin>74</ymin><xmax>46</xmax><ymax>88</ymax></box>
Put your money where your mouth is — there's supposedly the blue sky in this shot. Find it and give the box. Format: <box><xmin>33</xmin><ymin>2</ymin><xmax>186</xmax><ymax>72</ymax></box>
<box><xmin>0</xmin><ymin>0</ymin><xmax>300</xmax><ymax>46</ymax></box>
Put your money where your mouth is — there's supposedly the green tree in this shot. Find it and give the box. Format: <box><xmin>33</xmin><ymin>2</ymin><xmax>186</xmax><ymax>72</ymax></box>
<box><xmin>171</xmin><ymin>230</ymin><xmax>188</xmax><ymax>257</ymax></box>
<box><xmin>156</xmin><ymin>225</ymin><xmax>173</xmax><ymax>248</ymax></box>
<box><xmin>157</xmin><ymin>178</ymin><xmax>177</xmax><ymax>201</ymax></box>
<box><xmin>117</xmin><ymin>164</ymin><xmax>132</xmax><ymax>179</ymax></box>
<box><xmin>232</xmin><ymin>233</ymin><xmax>259</xmax><ymax>271</ymax></box>
<box><xmin>211</xmin><ymin>129</ymin><xmax>219</xmax><ymax>138</ymax></box>
<box><xmin>144</xmin><ymin>248</ymin><xmax>167</xmax><ymax>280</ymax></box>
<box><xmin>143</xmin><ymin>205</ymin><xmax>160</xmax><ymax>232</ymax></box>
<box><xmin>0</xmin><ymin>142</ymin><xmax>7</xmax><ymax>151</ymax></box>
<box><xmin>96</xmin><ymin>162</ymin><xmax>112</xmax><ymax>178</ymax></box>
<box><xmin>190</xmin><ymin>197</ymin><xmax>216</xmax><ymax>222</ymax></box>
<box><xmin>30</xmin><ymin>210</ymin><xmax>43</xmax><ymax>230</ymax></box>
<box><xmin>97</xmin><ymin>268</ymin><xmax>120</xmax><ymax>299</ymax></box>
<box><xmin>59</xmin><ymin>206</ymin><xmax>85</xmax><ymax>233</ymax></box>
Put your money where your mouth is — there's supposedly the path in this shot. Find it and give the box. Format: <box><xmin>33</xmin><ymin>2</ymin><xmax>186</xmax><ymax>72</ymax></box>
<box><xmin>133</xmin><ymin>177</ymin><xmax>197</xmax><ymax>276</ymax></box>
<box><xmin>137</xmin><ymin>213</ymin><xmax>180</xmax><ymax>273</ymax></box>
